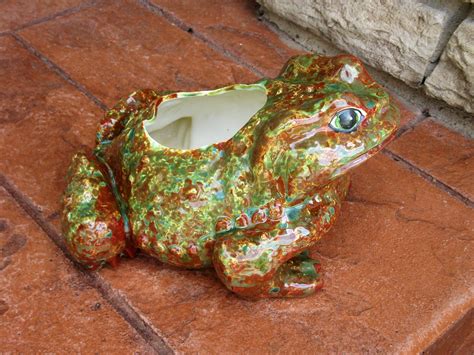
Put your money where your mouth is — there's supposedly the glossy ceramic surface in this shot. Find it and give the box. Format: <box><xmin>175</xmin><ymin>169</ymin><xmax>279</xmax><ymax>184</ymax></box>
<box><xmin>61</xmin><ymin>54</ymin><xmax>400</xmax><ymax>298</ymax></box>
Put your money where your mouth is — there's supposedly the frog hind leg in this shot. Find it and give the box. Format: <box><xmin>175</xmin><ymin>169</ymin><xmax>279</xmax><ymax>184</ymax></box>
<box><xmin>61</xmin><ymin>152</ymin><xmax>129</xmax><ymax>270</ymax></box>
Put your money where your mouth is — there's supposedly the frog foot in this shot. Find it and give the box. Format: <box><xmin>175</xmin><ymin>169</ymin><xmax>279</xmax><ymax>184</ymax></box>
<box><xmin>213</xmin><ymin>229</ymin><xmax>324</xmax><ymax>298</ymax></box>
<box><xmin>267</xmin><ymin>253</ymin><xmax>323</xmax><ymax>297</ymax></box>
<box><xmin>61</xmin><ymin>153</ymin><xmax>131</xmax><ymax>270</ymax></box>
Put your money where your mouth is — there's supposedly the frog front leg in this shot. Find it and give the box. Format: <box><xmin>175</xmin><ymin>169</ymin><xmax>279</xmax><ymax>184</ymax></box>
<box><xmin>61</xmin><ymin>153</ymin><xmax>131</xmax><ymax>269</ymax></box>
<box><xmin>213</xmin><ymin>224</ymin><xmax>324</xmax><ymax>298</ymax></box>
<box><xmin>213</xmin><ymin>180</ymin><xmax>347</xmax><ymax>298</ymax></box>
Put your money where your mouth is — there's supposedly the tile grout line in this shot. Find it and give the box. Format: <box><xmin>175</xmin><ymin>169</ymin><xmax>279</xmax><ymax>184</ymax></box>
<box><xmin>0</xmin><ymin>174</ymin><xmax>174</xmax><ymax>355</ymax></box>
<box><xmin>394</xmin><ymin>113</ymin><xmax>429</xmax><ymax>140</ymax></box>
<box><xmin>9</xmin><ymin>0</ymin><xmax>102</xmax><ymax>34</ymax></box>
<box><xmin>422</xmin><ymin>307</ymin><xmax>473</xmax><ymax>353</ymax></box>
<box><xmin>136</xmin><ymin>0</ymin><xmax>266</xmax><ymax>78</ymax></box>
<box><xmin>10</xmin><ymin>32</ymin><xmax>108</xmax><ymax>111</ymax></box>
<box><xmin>382</xmin><ymin>150</ymin><xmax>474</xmax><ymax>208</ymax></box>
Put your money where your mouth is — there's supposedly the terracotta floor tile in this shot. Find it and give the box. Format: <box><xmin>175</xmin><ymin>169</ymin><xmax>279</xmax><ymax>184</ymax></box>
<box><xmin>49</xmin><ymin>154</ymin><xmax>471</xmax><ymax>353</ymax></box>
<box><xmin>388</xmin><ymin>118</ymin><xmax>474</xmax><ymax>202</ymax></box>
<box><xmin>0</xmin><ymin>0</ymin><xmax>84</xmax><ymax>32</ymax></box>
<box><xmin>0</xmin><ymin>36</ymin><xmax>102</xmax><ymax>217</ymax></box>
<box><xmin>0</xmin><ymin>188</ymin><xmax>150</xmax><ymax>352</ymax></box>
<box><xmin>315</xmin><ymin>154</ymin><xmax>473</xmax><ymax>352</ymax></box>
<box><xmin>3</xmin><ymin>0</ymin><xmax>470</xmax><ymax>352</ymax></box>
<box><xmin>18</xmin><ymin>0</ymin><xmax>258</xmax><ymax>107</ymax></box>
<box><xmin>149</xmin><ymin>0</ymin><xmax>303</xmax><ymax>76</ymax></box>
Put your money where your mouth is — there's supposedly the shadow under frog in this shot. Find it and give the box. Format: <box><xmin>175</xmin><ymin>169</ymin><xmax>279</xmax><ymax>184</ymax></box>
<box><xmin>61</xmin><ymin>54</ymin><xmax>400</xmax><ymax>298</ymax></box>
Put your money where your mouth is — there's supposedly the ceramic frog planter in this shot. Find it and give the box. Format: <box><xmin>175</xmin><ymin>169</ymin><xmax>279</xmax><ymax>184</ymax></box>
<box><xmin>62</xmin><ymin>54</ymin><xmax>400</xmax><ymax>298</ymax></box>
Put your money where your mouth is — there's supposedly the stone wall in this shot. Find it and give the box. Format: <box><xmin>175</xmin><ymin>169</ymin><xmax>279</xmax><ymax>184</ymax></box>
<box><xmin>425</xmin><ymin>11</ymin><xmax>473</xmax><ymax>113</ymax></box>
<box><xmin>257</xmin><ymin>0</ymin><xmax>473</xmax><ymax>113</ymax></box>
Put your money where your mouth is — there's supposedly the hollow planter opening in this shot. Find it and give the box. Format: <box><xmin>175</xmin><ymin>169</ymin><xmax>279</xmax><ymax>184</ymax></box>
<box><xmin>145</xmin><ymin>84</ymin><xmax>267</xmax><ymax>150</ymax></box>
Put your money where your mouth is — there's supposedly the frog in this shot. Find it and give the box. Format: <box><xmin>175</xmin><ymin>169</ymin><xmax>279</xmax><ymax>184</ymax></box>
<box><xmin>61</xmin><ymin>54</ymin><xmax>400</xmax><ymax>298</ymax></box>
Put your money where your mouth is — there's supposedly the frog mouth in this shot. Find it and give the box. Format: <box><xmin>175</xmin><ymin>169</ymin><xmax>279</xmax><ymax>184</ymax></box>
<box><xmin>333</xmin><ymin>130</ymin><xmax>397</xmax><ymax>176</ymax></box>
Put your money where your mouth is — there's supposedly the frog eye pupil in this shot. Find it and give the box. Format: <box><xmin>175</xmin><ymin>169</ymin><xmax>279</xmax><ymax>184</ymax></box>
<box><xmin>329</xmin><ymin>108</ymin><xmax>364</xmax><ymax>133</ymax></box>
<box><xmin>339</xmin><ymin>109</ymin><xmax>358</xmax><ymax>129</ymax></box>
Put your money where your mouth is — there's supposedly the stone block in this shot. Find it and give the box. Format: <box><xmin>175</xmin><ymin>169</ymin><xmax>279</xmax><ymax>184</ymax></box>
<box><xmin>257</xmin><ymin>0</ymin><xmax>468</xmax><ymax>86</ymax></box>
<box><xmin>425</xmin><ymin>11</ymin><xmax>474</xmax><ymax>113</ymax></box>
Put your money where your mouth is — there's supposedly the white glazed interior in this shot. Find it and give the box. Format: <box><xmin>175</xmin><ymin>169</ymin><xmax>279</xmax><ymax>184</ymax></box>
<box><xmin>145</xmin><ymin>85</ymin><xmax>267</xmax><ymax>150</ymax></box>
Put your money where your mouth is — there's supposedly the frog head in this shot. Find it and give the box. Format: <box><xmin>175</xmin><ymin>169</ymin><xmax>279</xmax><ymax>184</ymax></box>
<box><xmin>255</xmin><ymin>54</ymin><xmax>400</xmax><ymax>199</ymax></box>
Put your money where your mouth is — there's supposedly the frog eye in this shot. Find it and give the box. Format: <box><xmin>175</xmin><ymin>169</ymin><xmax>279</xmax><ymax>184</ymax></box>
<box><xmin>329</xmin><ymin>108</ymin><xmax>365</xmax><ymax>133</ymax></box>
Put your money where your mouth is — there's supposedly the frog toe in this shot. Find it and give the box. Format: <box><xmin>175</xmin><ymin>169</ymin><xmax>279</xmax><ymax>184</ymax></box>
<box><xmin>267</xmin><ymin>255</ymin><xmax>323</xmax><ymax>297</ymax></box>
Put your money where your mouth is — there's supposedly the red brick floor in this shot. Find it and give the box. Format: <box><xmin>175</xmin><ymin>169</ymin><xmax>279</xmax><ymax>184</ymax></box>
<box><xmin>1</xmin><ymin>0</ymin><xmax>472</xmax><ymax>353</ymax></box>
